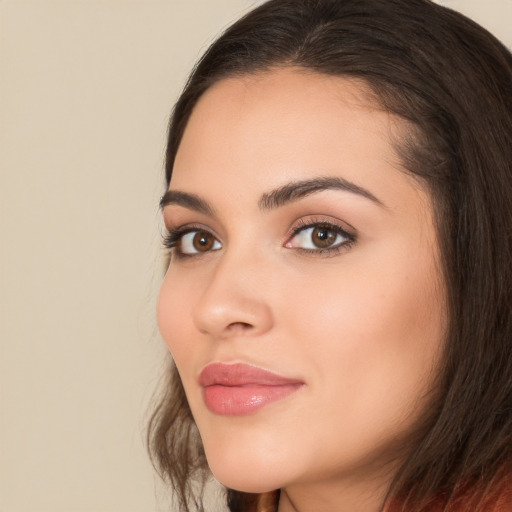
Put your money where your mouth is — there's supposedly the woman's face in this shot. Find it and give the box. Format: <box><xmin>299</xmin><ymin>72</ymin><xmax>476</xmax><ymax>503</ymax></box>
<box><xmin>158</xmin><ymin>69</ymin><xmax>446</xmax><ymax>509</ymax></box>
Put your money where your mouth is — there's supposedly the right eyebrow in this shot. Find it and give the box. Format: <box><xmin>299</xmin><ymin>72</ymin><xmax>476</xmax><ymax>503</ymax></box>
<box><xmin>159</xmin><ymin>190</ymin><xmax>215</xmax><ymax>216</ymax></box>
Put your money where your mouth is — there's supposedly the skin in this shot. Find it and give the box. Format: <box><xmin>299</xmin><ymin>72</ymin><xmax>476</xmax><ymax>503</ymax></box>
<box><xmin>158</xmin><ymin>68</ymin><xmax>447</xmax><ymax>512</ymax></box>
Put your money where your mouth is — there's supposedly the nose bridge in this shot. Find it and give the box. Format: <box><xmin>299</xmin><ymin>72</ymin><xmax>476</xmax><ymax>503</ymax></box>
<box><xmin>192</xmin><ymin>242</ymin><xmax>273</xmax><ymax>338</ymax></box>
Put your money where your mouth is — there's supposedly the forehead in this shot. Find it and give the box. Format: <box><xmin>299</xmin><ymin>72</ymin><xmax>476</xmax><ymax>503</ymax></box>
<box><xmin>171</xmin><ymin>68</ymin><xmax>424</xmax><ymax>212</ymax></box>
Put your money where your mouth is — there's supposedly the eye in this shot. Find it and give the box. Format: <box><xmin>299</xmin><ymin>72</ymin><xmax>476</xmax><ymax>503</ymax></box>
<box><xmin>164</xmin><ymin>228</ymin><xmax>222</xmax><ymax>257</ymax></box>
<box><xmin>285</xmin><ymin>222</ymin><xmax>354</xmax><ymax>253</ymax></box>
<box><xmin>180</xmin><ymin>230</ymin><xmax>222</xmax><ymax>255</ymax></box>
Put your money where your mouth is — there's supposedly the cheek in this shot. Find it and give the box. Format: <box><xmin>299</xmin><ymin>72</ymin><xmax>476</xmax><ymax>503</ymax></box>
<box><xmin>281</xmin><ymin>248</ymin><xmax>445</xmax><ymax>420</ymax></box>
<box><xmin>158</xmin><ymin>271</ymin><xmax>209</xmax><ymax>416</ymax></box>
<box><xmin>157</xmin><ymin>271</ymin><xmax>195</xmax><ymax>360</ymax></box>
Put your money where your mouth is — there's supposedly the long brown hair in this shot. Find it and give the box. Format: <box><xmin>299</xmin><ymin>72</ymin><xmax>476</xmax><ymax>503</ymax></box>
<box><xmin>148</xmin><ymin>1</ymin><xmax>512</xmax><ymax>510</ymax></box>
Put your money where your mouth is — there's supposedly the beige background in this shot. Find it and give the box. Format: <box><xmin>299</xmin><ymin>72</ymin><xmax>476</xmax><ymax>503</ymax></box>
<box><xmin>1</xmin><ymin>1</ymin><xmax>510</xmax><ymax>511</ymax></box>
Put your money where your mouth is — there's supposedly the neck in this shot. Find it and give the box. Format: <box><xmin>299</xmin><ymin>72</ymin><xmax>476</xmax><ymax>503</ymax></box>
<box><xmin>276</xmin><ymin>473</ymin><xmax>391</xmax><ymax>512</ymax></box>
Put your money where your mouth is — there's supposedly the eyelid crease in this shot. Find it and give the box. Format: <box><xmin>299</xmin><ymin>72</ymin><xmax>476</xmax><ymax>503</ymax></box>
<box><xmin>286</xmin><ymin>215</ymin><xmax>356</xmax><ymax>239</ymax></box>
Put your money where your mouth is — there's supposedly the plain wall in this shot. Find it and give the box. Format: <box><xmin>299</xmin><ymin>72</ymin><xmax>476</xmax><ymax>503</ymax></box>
<box><xmin>1</xmin><ymin>1</ymin><xmax>510</xmax><ymax>511</ymax></box>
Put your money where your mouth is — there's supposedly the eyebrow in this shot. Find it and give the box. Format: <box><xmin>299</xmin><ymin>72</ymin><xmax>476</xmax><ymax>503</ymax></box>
<box><xmin>160</xmin><ymin>176</ymin><xmax>384</xmax><ymax>214</ymax></box>
<box><xmin>258</xmin><ymin>176</ymin><xmax>384</xmax><ymax>210</ymax></box>
<box><xmin>159</xmin><ymin>190</ymin><xmax>214</xmax><ymax>216</ymax></box>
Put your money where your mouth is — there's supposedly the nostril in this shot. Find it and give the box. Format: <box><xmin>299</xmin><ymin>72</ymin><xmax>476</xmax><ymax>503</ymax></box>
<box><xmin>192</xmin><ymin>292</ymin><xmax>273</xmax><ymax>338</ymax></box>
<box><xmin>226</xmin><ymin>321</ymin><xmax>253</xmax><ymax>332</ymax></box>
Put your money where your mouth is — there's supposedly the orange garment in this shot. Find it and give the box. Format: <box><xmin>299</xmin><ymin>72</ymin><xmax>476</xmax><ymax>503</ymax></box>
<box><xmin>430</xmin><ymin>483</ymin><xmax>512</xmax><ymax>512</ymax></box>
<box><xmin>255</xmin><ymin>478</ymin><xmax>512</xmax><ymax>512</ymax></box>
<box><xmin>385</xmin><ymin>476</ymin><xmax>512</xmax><ymax>512</ymax></box>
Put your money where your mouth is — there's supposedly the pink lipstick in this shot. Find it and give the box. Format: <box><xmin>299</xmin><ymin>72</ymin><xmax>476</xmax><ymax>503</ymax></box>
<box><xmin>199</xmin><ymin>363</ymin><xmax>303</xmax><ymax>416</ymax></box>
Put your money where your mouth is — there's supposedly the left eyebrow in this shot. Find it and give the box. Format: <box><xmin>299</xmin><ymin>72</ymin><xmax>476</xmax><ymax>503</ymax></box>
<box><xmin>258</xmin><ymin>176</ymin><xmax>385</xmax><ymax>210</ymax></box>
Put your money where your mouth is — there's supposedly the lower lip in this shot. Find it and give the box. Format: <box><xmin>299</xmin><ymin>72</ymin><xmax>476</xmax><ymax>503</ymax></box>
<box><xmin>203</xmin><ymin>383</ymin><xmax>302</xmax><ymax>416</ymax></box>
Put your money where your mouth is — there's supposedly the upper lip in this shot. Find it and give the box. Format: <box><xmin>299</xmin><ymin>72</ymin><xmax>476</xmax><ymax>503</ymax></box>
<box><xmin>199</xmin><ymin>363</ymin><xmax>303</xmax><ymax>387</ymax></box>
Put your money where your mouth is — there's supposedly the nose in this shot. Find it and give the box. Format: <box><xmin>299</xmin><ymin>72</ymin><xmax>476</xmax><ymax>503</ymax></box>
<box><xmin>192</xmin><ymin>250</ymin><xmax>274</xmax><ymax>339</ymax></box>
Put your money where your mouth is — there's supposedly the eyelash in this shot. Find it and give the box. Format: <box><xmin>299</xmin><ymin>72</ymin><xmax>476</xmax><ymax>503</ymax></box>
<box><xmin>163</xmin><ymin>219</ymin><xmax>356</xmax><ymax>260</ymax></box>
<box><xmin>286</xmin><ymin>218</ymin><xmax>356</xmax><ymax>257</ymax></box>
<box><xmin>163</xmin><ymin>224</ymin><xmax>213</xmax><ymax>259</ymax></box>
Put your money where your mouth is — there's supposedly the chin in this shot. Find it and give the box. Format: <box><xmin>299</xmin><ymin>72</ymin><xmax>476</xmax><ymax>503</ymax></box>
<box><xmin>200</xmin><ymin>427</ymin><xmax>293</xmax><ymax>494</ymax></box>
<box><xmin>208</xmin><ymin>463</ymin><xmax>281</xmax><ymax>494</ymax></box>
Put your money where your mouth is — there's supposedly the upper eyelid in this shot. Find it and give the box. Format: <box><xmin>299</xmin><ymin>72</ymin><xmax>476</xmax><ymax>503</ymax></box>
<box><xmin>163</xmin><ymin>216</ymin><xmax>356</xmax><ymax>249</ymax></box>
<box><xmin>164</xmin><ymin>222</ymin><xmax>221</xmax><ymax>239</ymax></box>
<box><xmin>165</xmin><ymin>220</ymin><xmax>352</xmax><ymax>238</ymax></box>
<box><xmin>162</xmin><ymin>205</ymin><xmax>217</xmax><ymax>231</ymax></box>
<box><xmin>287</xmin><ymin>215</ymin><xmax>356</xmax><ymax>238</ymax></box>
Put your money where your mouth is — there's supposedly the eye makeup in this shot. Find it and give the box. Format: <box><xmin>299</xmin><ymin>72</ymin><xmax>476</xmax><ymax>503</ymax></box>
<box><xmin>285</xmin><ymin>216</ymin><xmax>356</xmax><ymax>257</ymax></box>
<box><xmin>163</xmin><ymin>223</ymin><xmax>222</xmax><ymax>260</ymax></box>
<box><xmin>163</xmin><ymin>213</ymin><xmax>357</xmax><ymax>261</ymax></box>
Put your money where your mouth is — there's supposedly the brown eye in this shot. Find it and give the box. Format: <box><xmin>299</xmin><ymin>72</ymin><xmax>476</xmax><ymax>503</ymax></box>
<box><xmin>285</xmin><ymin>222</ymin><xmax>353</xmax><ymax>253</ymax></box>
<box><xmin>311</xmin><ymin>226</ymin><xmax>337</xmax><ymax>248</ymax></box>
<box><xmin>192</xmin><ymin>231</ymin><xmax>215</xmax><ymax>252</ymax></box>
<box><xmin>179</xmin><ymin>229</ymin><xmax>222</xmax><ymax>255</ymax></box>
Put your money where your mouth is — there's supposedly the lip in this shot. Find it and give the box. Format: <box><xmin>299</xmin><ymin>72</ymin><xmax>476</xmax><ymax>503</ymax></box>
<box><xmin>199</xmin><ymin>363</ymin><xmax>304</xmax><ymax>416</ymax></box>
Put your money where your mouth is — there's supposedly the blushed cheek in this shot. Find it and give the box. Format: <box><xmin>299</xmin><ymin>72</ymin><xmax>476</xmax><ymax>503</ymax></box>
<box><xmin>157</xmin><ymin>280</ymin><xmax>184</xmax><ymax>355</ymax></box>
<box><xmin>157</xmin><ymin>277</ymin><xmax>205</xmax><ymax>396</ymax></box>
<box><xmin>288</xmin><ymin>256</ymin><xmax>445</xmax><ymax>387</ymax></box>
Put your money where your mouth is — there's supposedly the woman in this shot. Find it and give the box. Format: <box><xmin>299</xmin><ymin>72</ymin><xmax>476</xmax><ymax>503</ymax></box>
<box><xmin>148</xmin><ymin>1</ymin><xmax>512</xmax><ymax>511</ymax></box>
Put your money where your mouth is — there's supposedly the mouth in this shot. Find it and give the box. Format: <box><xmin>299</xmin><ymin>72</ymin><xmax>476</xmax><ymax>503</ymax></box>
<box><xmin>198</xmin><ymin>363</ymin><xmax>304</xmax><ymax>416</ymax></box>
